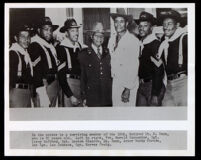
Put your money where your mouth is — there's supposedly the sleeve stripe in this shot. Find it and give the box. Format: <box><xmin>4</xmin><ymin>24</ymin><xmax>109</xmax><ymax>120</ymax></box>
<box><xmin>58</xmin><ymin>61</ymin><xmax>66</xmax><ymax>71</ymax></box>
<box><xmin>32</xmin><ymin>56</ymin><xmax>41</xmax><ymax>67</ymax></box>
<box><xmin>150</xmin><ymin>56</ymin><xmax>163</xmax><ymax>67</ymax></box>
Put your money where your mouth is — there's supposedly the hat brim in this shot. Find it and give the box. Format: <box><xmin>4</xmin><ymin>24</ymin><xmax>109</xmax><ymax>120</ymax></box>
<box><xmin>135</xmin><ymin>18</ymin><xmax>157</xmax><ymax>25</ymax></box>
<box><xmin>110</xmin><ymin>13</ymin><xmax>133</xmax><ymax>22</ymax></box>
<box><xmin>60</xmin><ymin>25</ymin><xmax>81</xmax><ymax>33</ymax></box>
<box><xmin>52</xmin><ymin>25</ymin><xmax>59</xmax><ymax>31</ymax></box>
<box><xmin>158</xmin><ymin>15</ymin><xmax>181</xmax><ymax>25</ymax></box>
<box><xmin>14</xmin><ymin>28</ymin><xmax>34</xmax><ymax>36</ymax></box>
<box><xmin>36</xmin><ymin>24</ymin><xmax>59</xmax><ymax>31</ymax></box>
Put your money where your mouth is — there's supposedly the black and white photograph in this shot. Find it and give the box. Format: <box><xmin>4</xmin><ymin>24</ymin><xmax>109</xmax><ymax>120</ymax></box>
<box><xmin>4</xmin><ymin>3</ymin><xmax>195</xmax><ymax>156</ymax></box>
<box><xmin>8</xmin><ymin>7</ymin><xmax>189</xmax><ymax>108</ymax></box>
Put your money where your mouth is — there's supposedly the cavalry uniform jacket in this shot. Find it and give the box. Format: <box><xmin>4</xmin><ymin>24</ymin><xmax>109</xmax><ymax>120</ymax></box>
<box><xmin>9</xmin><ymin>43</ymin><xmax>33</xmax><ymax>89</ymax></box>
<box><xmin>139</xmin><ymin>34</ymin><xmax>164</xmax><ymax>96</ymax></box>
<box><xmin>156</xmin><ymin>27</ymin><xmax>188</xmax><ymax>82</ymax></box>
<box><xmin>78</xmin><ymin>45</ymin><xmax>112</xmax><ymax>107</ymax></box>
<box><xmin>56</xmin><ymin>38</ymin><xmax>83</xmax><ymax>98</ymax></box>
<box><xmin>161</xmin><ymin>34</ymin><xmax>187</xmax><ymax>76</ymax></box>
<box><xmin>28</xmin><ymin>35</ymin><xmax>58</xmax><ymax>88</ymax></box>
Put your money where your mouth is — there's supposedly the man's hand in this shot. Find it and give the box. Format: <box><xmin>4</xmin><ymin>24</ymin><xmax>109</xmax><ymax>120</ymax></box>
<box><xmin>70</xmin><ymin>96</ymin><xmax>80</xmax><ymax>106</ymax></box>
<box><xmin>151</xmin><ymin>96</ymin><xmax>159</xmax><ymax>106</ymax></box>
<box><xmin>121</xmin><ymin>88</ymin><xmax>130</xmax><ymax>103</ymax></box>
<box><xmin>82</xmin><ymin>99</ymin><xmax>87</xmax><ymax>107</ymax></box>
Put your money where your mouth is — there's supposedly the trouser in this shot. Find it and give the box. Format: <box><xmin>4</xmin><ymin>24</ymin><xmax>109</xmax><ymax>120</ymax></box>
<box><xmin>10</xmin><ymin>88</ymin><xmax>31</xmax><ymax>108</ymax></box>
<box><xmin>136</xmin><ymin>81</ymin><xmax>165</xmax><ymax>106</ymax></box>
<box><xmin>112</xmin><ymin>77</ymin><xmax>138</xmax><ymax>107</ymax></box>
<box><xmin>136</xmin><ymin>81</ymin><xmax>152</xmax><ymax>106</ymax></box>
<box><xmin>162</xmin><ymin>75</ymin><xmax>187</xmax><ymax>106</ymax></box>
<box><xmin>33</xmin><ymin>79</ymin><xmax>60</xmax><ymax>107</ymax></box>
<box><xmin>59</xmin><ymin>78</ymin><xmax>82</xmax><ymax>107</ymax></box>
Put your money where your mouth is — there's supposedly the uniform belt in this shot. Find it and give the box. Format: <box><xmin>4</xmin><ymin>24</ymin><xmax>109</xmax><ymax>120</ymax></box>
<box><xmin>67</xmin><ymin>74</ymin><xmax>80</xmax><ymax>80</ymax></box>
<box><xmin>139</xmin><ymin>78</ymin><xmax>152</xmax><ymax>84</ymax></box>
<box><xmin>15</xmin><ymin>83</ymin><xmax>30</xmax><ymax>89</ymax></box>
<box><xmin>167</xmin><ymin>71</ymin><xmax>187</xmax><ymax>81</ymax></box>
<box><xmin>46</xmin><ymin>74</ymin><xmax>57</xmax><ymax>78</ymax></box>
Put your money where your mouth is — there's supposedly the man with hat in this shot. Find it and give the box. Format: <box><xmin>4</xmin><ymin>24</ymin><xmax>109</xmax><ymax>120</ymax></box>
<box><xmin>135</xmin><ymin>11</ymin><xmax>165</xmax><ymax>106</ymax></box>
<box><xmin>156</xmin><ymin>9</ymin><xmax>188</xmax><ymax>106</ymax></box>
<box><xmin>108</xmin><ymin>9</ymin><xmax>140</xmax><ymax>106</ymax></box>
<box><xmin>56</xmin><ymin>18</ymin><xmax>84</xmax><ymax>107</ymax></box>
<box><xmin>9</xmin><ymin>24</ymin><xmax>34</xmax><ymax>107</ymax></box>
<box><xmin>28</xmin><ymin>17</ymin><xmax>60</xmax><ymax>107</ymax></box>
<box><xmin>78</xmin><ymin>22</ymin><xmax>112</xmax><ymax>107</ymax></box>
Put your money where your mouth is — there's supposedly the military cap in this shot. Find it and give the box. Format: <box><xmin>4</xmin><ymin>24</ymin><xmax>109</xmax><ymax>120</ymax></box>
<box><xmin>37</xmin><ymin>17</ymin><xmax>59</xmax><ymax>31</ymax></box>
<box><xmin>135</xmin><ymin>11</ymin><xmax>157</xmax><ymax>25</ymax></box>
<box><xmin>60</xmin><ymin>18</ymin><xmax>81</xmax><ymax>33</ymax></box>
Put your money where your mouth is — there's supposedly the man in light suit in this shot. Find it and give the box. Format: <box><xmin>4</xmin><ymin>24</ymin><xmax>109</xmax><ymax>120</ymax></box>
<box><xmin>108</xmin><ymin>9</ymin><xmax>140</xmax><ymax>106</ymax></box>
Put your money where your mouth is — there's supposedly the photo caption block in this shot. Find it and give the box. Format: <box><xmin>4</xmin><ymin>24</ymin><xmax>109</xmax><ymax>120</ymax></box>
<box><xmin>10</xmin><ymin>131</ymin><xmax>187</xmax><ymax>150</ymax></box>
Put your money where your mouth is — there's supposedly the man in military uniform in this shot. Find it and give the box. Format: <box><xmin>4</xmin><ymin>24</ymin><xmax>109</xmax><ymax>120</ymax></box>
<box><xmin>135</xmin><ymin>11</ymin><xmax>165</xmax><ymax>106</ymax></box>
<box><xmin>56</xmin><ymin>19</ymin><xmax>84</xmax><ymax>107</ymax></box>
<box><xmin>108</xmin><ymin>9</ymin><xmax>140</xmax><ymax>106</ymax></box>
<box><xmin>78</xmin><ymin>22</ymin><xmax>112</xmax><ymax>107</ymax></box>
<box><xmin>156</xmin><ymin>10</ymin><xmax>188</xmax><ymax>106</ymax></box>
<box><xmin>28</xmin><ymin>17</ymin><xmax>60</xmax><ymax>107</ymax></box>
<box><xmin>9</xmin><ymin>24</ymin><xmax>33</xmax><ymax>107</ymax></box>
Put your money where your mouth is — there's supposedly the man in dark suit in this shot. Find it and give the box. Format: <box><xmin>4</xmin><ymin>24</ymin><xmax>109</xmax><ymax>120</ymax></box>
<box><xmin>78</xmin><ymin>22</ymin><xmax>112</xmax><ymax>107</ymax></box>
<box><xmin>28</xmin><ymin>17</ymin><xmax>60</xmax><ymax>107</ymax></box>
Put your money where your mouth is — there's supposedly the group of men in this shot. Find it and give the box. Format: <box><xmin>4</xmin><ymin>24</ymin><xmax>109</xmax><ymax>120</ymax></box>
<box><xmin>9</xmin><ymin>8</ymin><xmax>188</xmax><ymax>108</ymax></box>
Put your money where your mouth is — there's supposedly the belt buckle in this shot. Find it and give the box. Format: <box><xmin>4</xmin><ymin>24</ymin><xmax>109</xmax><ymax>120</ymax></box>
<box><xmin>173</xmin><ymin>74</ymin><xmax>179</xmax><ymax>80</ymax></box>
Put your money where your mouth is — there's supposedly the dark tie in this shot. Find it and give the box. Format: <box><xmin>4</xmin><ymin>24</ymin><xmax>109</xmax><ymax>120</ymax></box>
<box><xmin>97</xmin><ymin>47</ymin><xmax>102</xmax><ymax>59</ymax></box>
<box><xmin>114</xmin><ymin>35</ymin><xmax>120</xmax><ymax>51</ymax></box>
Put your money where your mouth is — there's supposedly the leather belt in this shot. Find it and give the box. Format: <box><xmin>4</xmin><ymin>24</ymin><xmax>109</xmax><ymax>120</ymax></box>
<box><xmin>167</xmin><ymin>71</ymin><xmax>187</xmax><ymax>81</ymax></box>
<box><xmin>15</xmin><ymin>83</ymin><xmax>30</xmax><ymax>89</ymax></box>
<box><xmin>67</xmin><ymin>74</ymin><xmax>80</xmax><ymax>80</ymax></box>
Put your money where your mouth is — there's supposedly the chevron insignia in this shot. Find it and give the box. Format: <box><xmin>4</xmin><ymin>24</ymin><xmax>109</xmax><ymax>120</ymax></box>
<box><xmin>150</xmin><ymin>56</ymin><xmax>163</xmax><ymax>67</ymax></box>
<box><xmin>32</xmin><ymin>56</ymin><xmax>41</xmax><ymax>67</ymax></box>
<box><xmin>58</xmin><ymin>61</ymin><xmax>66</xmax><ymax>71</ymax></box>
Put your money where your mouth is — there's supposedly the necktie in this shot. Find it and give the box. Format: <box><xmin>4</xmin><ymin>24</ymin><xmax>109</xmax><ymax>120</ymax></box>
<box><xmin>97</xmin><ymin>47</ymin><xmax>102</xmax><ymax>59</ymax></box>
<box><xmin>114</xmin><ymin>35</ymin><xmax>120</xmax><ymax>51</ymax></box>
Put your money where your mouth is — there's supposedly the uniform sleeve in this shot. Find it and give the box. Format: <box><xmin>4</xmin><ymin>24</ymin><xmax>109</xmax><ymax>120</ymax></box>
<box><xmin>28</xmin><ymin>42</ymin><xmax>47</xmax><ymax>87</ymax></box>
<box><xmin>56</xmin><ymin>45</ymin><xmax>73</xmax><ymax>97</ymax></box>
<box><xmin>9</xmin><ymin>51</ymin><xmax>19</xmax><ymax>89</ymax></box>
<box><xmin>151</xmin><ymin>40</ymin><xmax>165</xmax><ymax>96</ymax></box>
<box><xmin>120</xmin><ymin>36</ymin><xmax>140</xmax><ymax>89</ymax></box>
<box><xmin>78</xmin><ymin>49</ymin><xmax>87</xmax><ymax>100</ymax></box>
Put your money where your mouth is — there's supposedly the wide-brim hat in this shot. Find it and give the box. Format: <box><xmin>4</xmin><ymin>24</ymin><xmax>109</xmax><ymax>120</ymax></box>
<box><xmin>158</xmin><ymin>9</ymin><xmax>181</xmax><ymax>25</ymax></box>
<box><xmin>37</xmin><ymin>17</ymin><xmax>59</xmax><ymax>31</ymax></box>
<box><xmin>135</xmin><ymin>11</ymin><xmax>157</xmax><ymax>25</ymax></box>
<box><xmin>110</xmin><ymin>8</ymin><xmax>133</xmax><ymax>23</ymax></box>
<box><xmin>60</xmin><ymin>18</ymin><xmax>81</xmax><ymax>33</ymax></box>
<box><xmin>14</xmin><ymin>24</ymin><xmax>34</xmax><ymax>36</ymax></box>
